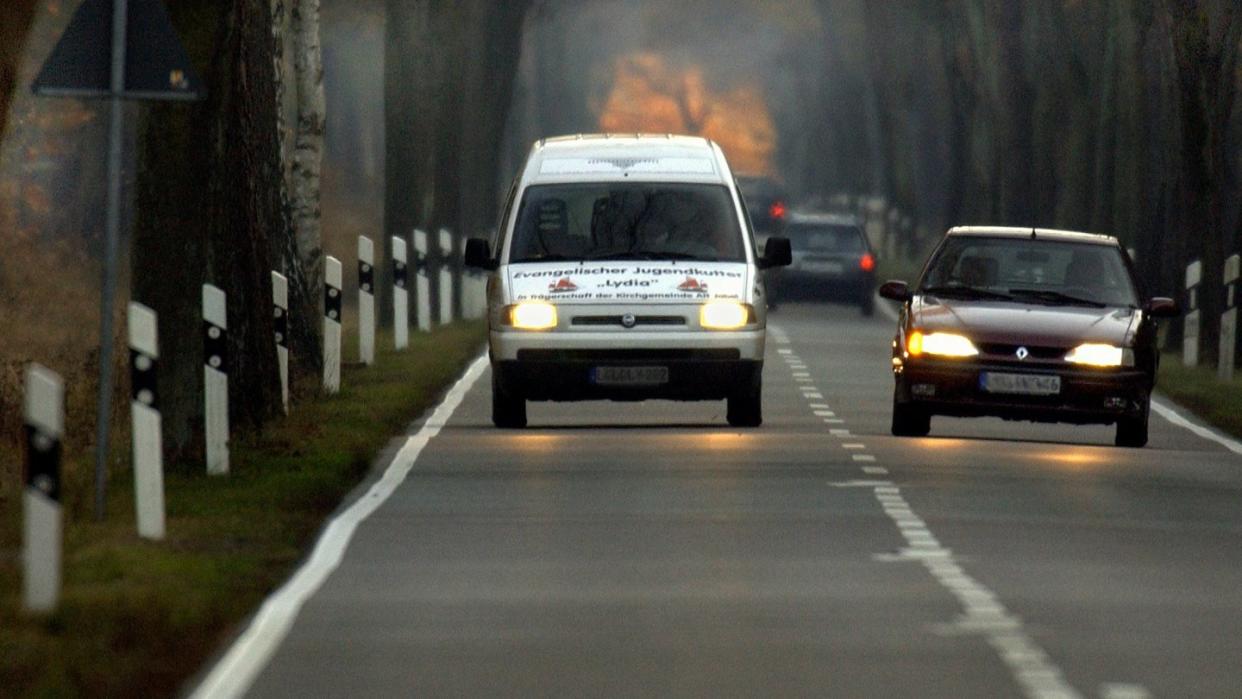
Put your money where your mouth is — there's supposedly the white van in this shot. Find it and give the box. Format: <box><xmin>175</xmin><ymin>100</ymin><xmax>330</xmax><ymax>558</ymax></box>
<box><xmin>465</xmin><ymin>134</ymin><xmax>791</xmax><ymax>428</ymax></box>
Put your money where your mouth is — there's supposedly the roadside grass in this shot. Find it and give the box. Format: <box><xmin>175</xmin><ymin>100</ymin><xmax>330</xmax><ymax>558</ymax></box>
<box><xmin>0</xmin><ymin>321</ymin><xmax>485</xmax><ymax>697</ymax></box>
<box><xmin>1157</xmin><ymin>354</ymin><xmax>1242</xmax><ymax>440</ymax></box>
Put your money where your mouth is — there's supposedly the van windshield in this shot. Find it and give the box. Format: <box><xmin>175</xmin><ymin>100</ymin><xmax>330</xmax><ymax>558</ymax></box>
<box><xmin>508</xmin><ymin>183</ymin><xmax>745</xmax><ymax>263</ymax></box>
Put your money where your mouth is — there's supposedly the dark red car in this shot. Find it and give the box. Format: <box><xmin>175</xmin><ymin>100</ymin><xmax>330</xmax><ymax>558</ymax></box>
<box><xmin>879</xmin><ymin>227</ymin><xmax>1178</xmax><ymax>447</ymax></box>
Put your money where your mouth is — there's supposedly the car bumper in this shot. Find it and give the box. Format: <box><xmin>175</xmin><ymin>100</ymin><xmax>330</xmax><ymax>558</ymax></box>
<box><xmin>494</xmin><ymin>354</ymin><xmax>762</xmax><ymax>401</ymax></box>
<box><xmin>773</xmin><ymin>270</ymin><xmax>874</xmax><ymax>298</ymax></box>
<box><xmin>894</xmin><ymin>359</ymin><xmax>1150</xmax><ymax>425</ymax></box>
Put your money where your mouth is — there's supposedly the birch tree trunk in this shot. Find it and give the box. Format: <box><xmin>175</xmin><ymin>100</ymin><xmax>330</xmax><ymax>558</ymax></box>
<box><xmin>292</xmin><ymin>0</ymin><xmax>326</xmax><ymax>299</ymax></box>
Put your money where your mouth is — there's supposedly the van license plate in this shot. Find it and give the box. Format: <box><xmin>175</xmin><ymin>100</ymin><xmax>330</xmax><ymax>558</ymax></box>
<box><xmin>980</xmin><ymin>372</ymin><xmax>1061</xmax><ymax>396</ymax></box>
<box><xmin>593</xmin><ymin>366</ymin><xmax>669</xmax><ymax>386</ymax></box>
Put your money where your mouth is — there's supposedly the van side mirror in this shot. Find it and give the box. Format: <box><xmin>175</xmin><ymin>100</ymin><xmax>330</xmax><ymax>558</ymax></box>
<box><xmin>464</xmin><ymin>238</ymin><xmax>496</xmax><ymax>270</ymax></box>
<box><xmin>879</xmin><ymin>280</ymin><xmax>911</xmax><ymax>302</ymax></box>
<box><xmin>1145</xmin><ymin>297</ymin><xmax>1179</xmax><ymax>318</ymax></box>
<box><xmin>759</xmin><ymin>237</ymin><xmax>792</xmax><ymax>269</ymax></box>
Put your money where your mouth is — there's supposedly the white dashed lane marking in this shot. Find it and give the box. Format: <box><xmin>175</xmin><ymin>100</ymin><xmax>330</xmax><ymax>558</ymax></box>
<box><xmin>830</xmin><ymin>429</ymin><xmax>851</xmax><ymax>436</ymax></box>
<box><xmin>862</xmin><ymin>466</ymin><xmax>889</xmax><ymax>475</ymax></box>
<box><xmin>852</xmin><ymin>454</ymin><xmax>877</xmax><ymax>462</ymax></box>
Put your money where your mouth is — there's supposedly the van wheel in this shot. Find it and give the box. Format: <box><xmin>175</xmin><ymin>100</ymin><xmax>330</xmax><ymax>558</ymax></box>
<box><xmin>491</xmin><ymin>372</ymin><xmax>527</xmax><ymax>428</ymax></box>
<box><xmin>1115</xmin><ymin>402</ymin><xmax>1149</xmax><ymax>448</ymax></box>
<box><xmin>727</xmin><ymin>372</ymin><xmax>763</xmax><ymax>427</ymax></box>
<box><xmin>891</xmin><ymin>400</ymin><xmax>930</xmax><ymax>437</ymax></box>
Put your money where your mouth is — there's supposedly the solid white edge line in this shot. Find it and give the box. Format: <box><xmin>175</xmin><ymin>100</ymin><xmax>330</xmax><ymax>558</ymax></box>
<box><xmin>876</xmin><ymin>290</ymin><xmax>1242</xmax><ymax>457</ymax></box>
<box><xmin>188</xmin><ymin>354</ymin><xmax>489</xmax><ymax>699</ymax></box>
<box><xmin>1151</xmin><ymin>397</ymin><xmax>1242</xmax><ymax>456</ymax></box>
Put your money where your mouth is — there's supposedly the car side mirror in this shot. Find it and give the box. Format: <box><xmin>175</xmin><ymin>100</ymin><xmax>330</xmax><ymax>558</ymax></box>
<box><xmin>879</xmin><ymin>280</ymin><xmax>911</xmax><ymax>302</ymax></box>
<box><xmin>1145</xmin><ymin>297</ymin><xmax>1179</xmax><ymax>318</ymax></box>
<box><xmin>759</xmin><ymin>237</ymin><xmax>792</xmax><ymax>269</ymax></box>
<box><xmin>464</xmin><ymin>238</ymin><xmax>496</xmax><ymax>270</ymax></box>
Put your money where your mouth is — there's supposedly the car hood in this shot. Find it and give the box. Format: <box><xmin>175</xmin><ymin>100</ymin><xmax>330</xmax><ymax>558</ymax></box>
<box><xmin>506</xmin><ymin>261</ymin><xmax>750</xmax><ymax>305</ymax></box>
<box><xmin>910</xmin><ymin>296</ymin><xmax>1139</xmax><ymax>347</ymax></box>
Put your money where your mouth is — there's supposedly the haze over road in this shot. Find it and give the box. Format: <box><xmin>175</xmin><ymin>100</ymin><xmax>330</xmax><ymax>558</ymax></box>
<box><xmin>232</xmin><ymin>302</ymin><xmax>1242</xmax><ymax>698</ymax></box>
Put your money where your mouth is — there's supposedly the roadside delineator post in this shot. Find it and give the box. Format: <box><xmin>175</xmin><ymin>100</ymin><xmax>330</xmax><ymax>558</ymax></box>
<box><xmin>23</xmin><ymin>365</ymin><xmax>63</xmax><ymax>613</ymax></box>
<box><xmin>414</xmin><ymin>229</ymin><xmax>431</xmax><ymax>333</ymax></box>
<box><xmin>1184</xmin><ymin>260</ymin><xmax>1201</xmax><ymax>367</ymax></box>
<box><xmin>323</xmin><ymin>256</ymin><xmax>342</xmax><ymax>394</ymax></box>
<box><xmin>438</xmin><ymin>228</ymin><xmax>454</xmax><ymax>325</ymax></box>
<box><xmin>203</xmin><ymin>284</ymin><xmax>229</xmax><ymax>476</ymax></box>
<box><xmin>1220</xmin><ymin>254</ymin><xmax>1240</xmax><ymax>382</ymax></box>
<box><xmin>128</xmin><ymin>302</ymin><xmax>164</xmax><ymax>540</ymax></box>
<box><xmin>271</xmin><ymin>271</ymin><xmax>289</xmax><ymax>413</ymax></box>
<box><xmin>392</xmin><ymin>236</ymin><xmax>410</xmax><ymax>350</ymax></box>
<box><xmin>358</xmin><ymin>236</ymin><xmax>376</xmax><ymax>366</ymax></box>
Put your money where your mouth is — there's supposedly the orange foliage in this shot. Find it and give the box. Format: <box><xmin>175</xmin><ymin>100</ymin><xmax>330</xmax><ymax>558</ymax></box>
<box><xmin>597</xmin><ymin>53</ymin><xmax>777</xmax><ymax>176</ymax></box>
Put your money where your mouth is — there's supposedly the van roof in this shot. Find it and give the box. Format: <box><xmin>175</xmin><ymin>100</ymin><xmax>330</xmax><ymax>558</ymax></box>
<box><xmin>522</xmin><ymin>134</ymin><xmax>733</xmax><ymax>185</ymax></box>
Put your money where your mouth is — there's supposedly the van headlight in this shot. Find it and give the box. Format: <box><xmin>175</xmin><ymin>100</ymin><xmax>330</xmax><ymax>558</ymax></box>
<box><xmin>700</xmin><ymin>301</ymin><xmax>753</xmax><ymax>330</ymax></box>
<box><xmin>907</xmin><ymin>331</ymin><xmax>978</xmax><ymax>358</ymax></box>
<box><xmin>505</xmin><ymin>302</ymin><xmax>557</xmax><ymax>330</ymax></box>
<box><xmin>1065</xmin><ymin>343</ymin><xmax>1132</xmax><ymax>367</ymax></box>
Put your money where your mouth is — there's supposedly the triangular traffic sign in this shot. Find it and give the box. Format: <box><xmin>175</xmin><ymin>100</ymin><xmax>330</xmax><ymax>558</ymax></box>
<box><xmin>33</xmin><ymin>0</ymin><xmax>204</xmax><ymax>101</ymax></box>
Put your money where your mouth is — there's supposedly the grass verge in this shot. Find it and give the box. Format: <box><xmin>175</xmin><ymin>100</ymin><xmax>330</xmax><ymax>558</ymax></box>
<box><xmin>1157</xmin><ymin>354</ymin><xmax>1242</xmax><ymax>439</ymax></box>
<box><xmin>1</xmin><ymin>321</ymin><xmax>485</xmax><ymax>697</ymax></box>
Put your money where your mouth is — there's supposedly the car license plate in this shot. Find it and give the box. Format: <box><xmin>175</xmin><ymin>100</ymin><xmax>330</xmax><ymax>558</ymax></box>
<box><xmin>806</xmin><ymin>261</ymin><xmax>844</xmax><ymax>275</ymax></box>
<box><xmin>980</xmin><ymin>372</ymin><xmax>1061</xmax><ymax>396</ymax></box>
<box><xmin>592</xmin><ymin>366</ymin><xmax>669</xmax><ymax>386</ymax></box>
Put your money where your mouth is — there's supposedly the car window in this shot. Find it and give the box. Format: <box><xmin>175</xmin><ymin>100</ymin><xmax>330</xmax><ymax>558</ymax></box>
<box><xmin>509</xmin><ymin>183</ymin><xmax>745</xmax><ymax>262</ymax></box>
<box><xmin>788</xmin><ymin>223</ymin><xmax>865</xmax><ymax>253</ymax></box>
<box><xmin>920</xmin><ymin>237</ymin><xmax>1139</xmax><ymax>307</ymax></box>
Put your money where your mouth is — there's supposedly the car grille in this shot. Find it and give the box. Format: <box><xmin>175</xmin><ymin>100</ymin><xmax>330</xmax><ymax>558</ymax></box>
<box><xmin>517</xmin><ymin>349</ymin><xmax>741</xmax><ymax>362</ymax></box>
<box><xmin>571</xmin><ymin>315</ymin><xmax>687</xmax><ymax>327</ymax></box>
<box><xmin>977</xmin><ymin>343</ymin><xmax>1068</xmax><ymax>360</ymax></box>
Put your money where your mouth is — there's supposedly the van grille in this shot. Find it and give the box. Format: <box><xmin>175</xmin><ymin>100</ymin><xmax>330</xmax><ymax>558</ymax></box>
<box><xmin>571</xmin><ymin>315</ymin><xmax>687</xmax><ymax>327</ymax></box>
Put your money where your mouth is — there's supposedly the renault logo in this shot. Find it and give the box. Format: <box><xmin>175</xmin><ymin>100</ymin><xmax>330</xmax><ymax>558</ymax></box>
<box><xmin>621</xmin><ymin>313</ymin><xmax>637</xmax><ymax>328</ymax></box>
<box><xmin>1016</xmin><ymin>346</ymin><xmax>1030</xmax><ymax>360</ymax></box>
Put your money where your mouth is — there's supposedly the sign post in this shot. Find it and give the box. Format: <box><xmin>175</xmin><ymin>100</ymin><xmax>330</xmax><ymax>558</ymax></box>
<box><xmin>1184</xmin><ymin>260</ymin><xmax>1202</xmax><ymax>368</ymax></box>
<box><xmin>323</xmin><ymin>257</ymin><xmax>342</xmax><ymax>394</ymax></box>
<box><xmin>128</xmin><ymin>303</ymin><xmax>164</xmax><ymax>540</ymax></box>
<box><xmin>23</xmin><ymin>366</ymin><xmax>64</xmax><ymax>613</ymax></box>
<box><xmin>1221</xmin><ymin>254</ymin><xmax>1240</xmax><ymax>382</ymax></box>
<box><xmin>203</xmin><ymin>285</ymin><xmax>230</xmax><ymax>475</ymax></box>
<box><xmin>414</xmin><ymin>229</ymin><xmax>431</xmax><ymax>333</ymax></box>
<box><xmin>393</xmin><ymin>237</ymin><xmax>409</xmax><ymax>350</ymax></box>
<box><xmin>358</xmin><ymin>236</ymin><xmax>376</xmax><ymax>366</ymax></box>
<box><xmin>272</xmin><ymin>271</ymin><xmax>290</xmax><ymax>412</ymax></box>
<box><xmin>438</xmin><ymin>228</ymin><xmax>454</xmax><ymax>325</ymax></box>
<box><xmin>34</xmin><ymin>0</ymin><xmax>204</xmax><ymax>520</ymax></box>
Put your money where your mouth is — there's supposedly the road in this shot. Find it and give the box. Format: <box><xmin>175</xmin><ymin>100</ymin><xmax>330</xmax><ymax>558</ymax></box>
<box><xmin>204</xmin><ymin>302</ymin><xmax>1242</xmax><ymax>698</ymax></box>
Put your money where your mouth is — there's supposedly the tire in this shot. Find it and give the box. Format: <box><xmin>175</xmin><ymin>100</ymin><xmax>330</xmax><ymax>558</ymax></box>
<box><xmin>891</xmin><ymin>400</ymin><xmax>931</xmax><ymax>437</ymax></box>
<box><xmin>1115</xmin><ymin>401</ymin><xmax>1149</xmax><ymax>448</ymax></box>
<box><xmin>491</xmin><ymin>371</ymin><xmax>527</xmax><ymax>428</ymax></box>
<box><xmin>860</xmin><ymin>292</ymin><xmax>875</xmax><ymax>317</ymax></box>
<box><xmin>727</xmin><ymin>371</ymin><xmax>763</xmax><ymax>427</ymax></box>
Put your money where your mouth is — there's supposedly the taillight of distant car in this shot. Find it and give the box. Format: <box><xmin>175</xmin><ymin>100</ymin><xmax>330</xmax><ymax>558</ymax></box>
<box><xmin>769</xmin><ymin>201</ymin><xmax>787</xmax><ymax>221</ymax></box>
<box><xmin>860</xmin><ymin>253</ymin><xmax>876</xmax><ymax>272</ymax></box>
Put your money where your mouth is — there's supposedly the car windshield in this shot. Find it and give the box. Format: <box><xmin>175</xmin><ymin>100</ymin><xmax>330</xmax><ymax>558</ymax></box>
<box><xmin>919</xmin><ymin>237</ymin><xmax>1139</xmax><ymax>308</ymax></box>
<box><xmin>787</xmin><ymin>223</ymin><xmax>866</xmax><ymax>253</ymax></box>
<box><xmin>508</xmin><ymin>183</ymin><xmax>745</xmax><ymax>263</ymax></box>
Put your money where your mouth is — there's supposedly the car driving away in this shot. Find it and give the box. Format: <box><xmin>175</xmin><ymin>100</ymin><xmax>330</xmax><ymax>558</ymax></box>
<box><xmin>466</xmin><ymin>134</ymin><xmax>792</xmax><ymax>429</ymax></box>
<box><xmin>779</xmin><ymin>212</ymin><xmax>877</xmax><ymax>315</ymax></box>
<box><xmin>880</xmin><ymin>227</ymin><xmax>1179</xmax><ymax>447</ymax></box>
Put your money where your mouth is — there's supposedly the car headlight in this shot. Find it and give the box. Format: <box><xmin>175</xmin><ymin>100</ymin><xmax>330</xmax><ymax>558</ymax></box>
<box><xmin>907</xmin><ymin>331</ymin><xmax>978</xmax><ymax>358</ymax></box>
<box><xmin>506</xmin><ymin>302</ymin><xmax>557</xmax><ymax>330</ymax></box>
<box><xmin>700</xmin><ymin>301</ymin><xmax>753</xmax><ymax>330</ymax></box>
<box><xmin>1065</xmin><ymin>343</ymin><xmax>1132</xmax><ymax>367</ymax></box>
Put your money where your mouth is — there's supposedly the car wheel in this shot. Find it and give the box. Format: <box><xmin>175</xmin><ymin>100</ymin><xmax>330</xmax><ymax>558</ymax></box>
<box><xmin>891</xmin><ymin>400</ymin><xmax>931</xmax><ymax>437</ymax></box>
<box><xmin>727</xmin><ymin>371</ymin><xmax>763</xmax><ymax>427</ymax></box>
<box><xmin>491</xmin><ymin>371</ymin><xmax>527</xmax><ymax>428</ymax></box>
<box><xmin>1115</xmin><ymin>401</ymin><xmax>1149</xmax><ymax>448</ymax></box>
<box><xmin>860</xmin><ymin>293</ymin><xmax>875</xmax><ymax>317</ymax></box>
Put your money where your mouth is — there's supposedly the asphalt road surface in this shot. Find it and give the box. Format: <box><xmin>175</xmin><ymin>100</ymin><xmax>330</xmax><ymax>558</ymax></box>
<box><xmin>209</xmin><ymin>301</ymin><xmax>1242</xmax><ymax>699</ymax></box>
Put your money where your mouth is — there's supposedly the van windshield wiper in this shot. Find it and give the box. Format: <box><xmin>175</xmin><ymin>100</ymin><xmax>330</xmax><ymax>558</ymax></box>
<box><xmin>586</xmin><ymin>250</ymin><xmax>715</xmax><ymax>262</ymax></box>
<box><xmin>921</xmin><ymin>285</ymin><xmax>1014</xmax><ymax>301</ymax></box>
<box><xmin>1008</xmin><ymin>288</ymin><xmax>1107</xmax><ymax>308</ymax></box>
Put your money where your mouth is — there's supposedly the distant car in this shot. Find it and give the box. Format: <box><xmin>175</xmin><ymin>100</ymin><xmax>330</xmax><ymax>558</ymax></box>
<box><xmin>735</xmin><ymin>175</ymin><xmax>788</xmax><ymax>246</ymax></box>
<box><xmin>778</xmin><ymin>212</ymin><xmax>877</xmax><ymax>315</ymax></box>
<box><xmin>879</xmin><ymin>227</ymin><xmax>1178</xmax><ymax>447</ymax></box>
